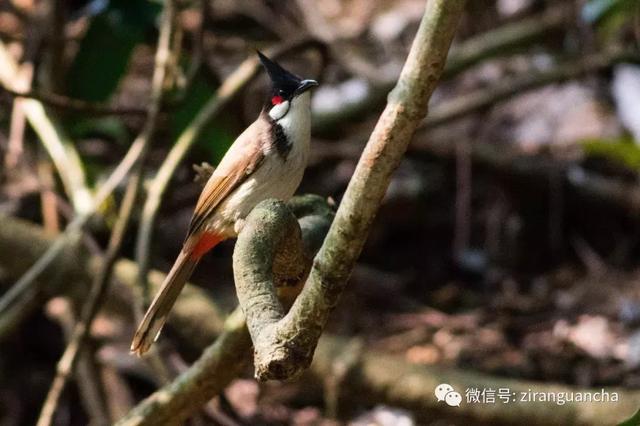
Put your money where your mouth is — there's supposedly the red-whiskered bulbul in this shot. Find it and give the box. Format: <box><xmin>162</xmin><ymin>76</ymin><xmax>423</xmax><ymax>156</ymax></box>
<box><xmin>131</xmin><ymin>52</ymin><xmax>318</xmax><ymax>356</ymax></box>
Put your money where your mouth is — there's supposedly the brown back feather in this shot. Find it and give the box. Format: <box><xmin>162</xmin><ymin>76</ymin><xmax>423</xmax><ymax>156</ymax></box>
<box><xmin>187</xmin><ymin>117</ymin><xmax>267</xmax><ymax>238</ymax></box>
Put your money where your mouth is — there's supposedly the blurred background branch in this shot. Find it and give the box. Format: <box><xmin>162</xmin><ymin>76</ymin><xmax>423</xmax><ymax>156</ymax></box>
<box><xmin>35</xmin><ymin>1</ymin><xmax>179</xmax><ymax>425</ymax></box>
<box><xmin>0</xmin><ymin>85</ymin><xmax>148</xmax><ymax>116</ymax></box>
<box><xmin>1</xmin><ymin>211</ymin><xmax>639</xmax><ymax>425</ymax></box>
<box><xmin>0</xmin><ymin>39</ymin><xmax>92</xmax><ymax>214</ymax></box>
<box><xmin>311</xmin><ymin>5</ymin><xmax>569</xmax><ymax>134</ymax></box>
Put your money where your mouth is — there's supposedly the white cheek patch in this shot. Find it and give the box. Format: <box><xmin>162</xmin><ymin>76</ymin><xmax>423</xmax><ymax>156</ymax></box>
<box><xmin>268</xmin><ymin>100</ymin><xmax>290</xmax><ymax>121</ymax></box>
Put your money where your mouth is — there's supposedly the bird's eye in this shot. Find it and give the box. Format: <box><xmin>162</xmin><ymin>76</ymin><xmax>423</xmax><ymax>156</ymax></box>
<box><xmin>271</xmin><ymin>95</ymin><xmax>284</xmax><ymax>105</ymax></box>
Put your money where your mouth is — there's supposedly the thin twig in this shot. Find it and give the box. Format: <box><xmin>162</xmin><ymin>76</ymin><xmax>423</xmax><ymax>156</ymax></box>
<box><xmin>36</xmin><ymin>172</ymin><xmax>142</xmax><ymax>426</ymax></box>
<box><xmin>0</xmin><ymin>225</ymin><xmax>81</xmax><ymax>315</ymax></box>
<box><xmin>0</xmin><ymin>39</ymin><xmax>92</xmax><ymax>214</ymax></box>
<box><xmin>170</xmin><ymin>0</ymin><xmax>205</xmax><ymax>105</ymax></box>
<box><xmin>424</xmin><ymin>47</ymin><xmax>640</xmax><ymax>129</ymax></box>
<box><xmin>37</xmin><ymin>157</ymin><xmax>60</xmax><ymax>235</ymax></box>
<box><xmin>184</xmin><ymin>0</ymin><xmax>205</xmax><ymax>89</ymax></box>
<box><xmin>134</xmin><ymin>38</ymin><xmax>323</xmax><ymax>298</ymax></box>
<box><xmin>311</xmin><ymin>6</ymin><xmax>567</xmax><ymax>133</ymax></box>
<box><xmin>0</xmin><ymin>85</ymin><xmax>148</xmax><ymax>116</ymax></box>
<box><xmin>313</xmin><ymin>47</ymin><xmax>640</xmax><ymax>162</ymax></box>
<box><xmin>444</xmin><ymin>6</ymin><xmax>568</xmax><ymax>76</ymax></box>
<box><xmin>45</xmin><ymin>298</ymin><xmax>110</xmax><ymax>426</ymax></box>
<box><xmin>453</xmin><ymin>139</ymin><xmax>472</xmax><ymax>260</ymax></box>
<box><xmin>411</xmin><ymin>136</ymin><xmax>640</xmax><ymax>218</ymax></box>
<box><xmin>4</xmin><ymin>63</ymin><xmax>32</xmax><ymax>169</ymax></box>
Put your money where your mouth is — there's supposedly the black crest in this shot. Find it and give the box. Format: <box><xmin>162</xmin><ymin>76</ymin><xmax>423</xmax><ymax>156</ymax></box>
<box><xmin>257</xmin><ymin>51</ymin><xmax>302</xmax><ymax>98</ymax></box>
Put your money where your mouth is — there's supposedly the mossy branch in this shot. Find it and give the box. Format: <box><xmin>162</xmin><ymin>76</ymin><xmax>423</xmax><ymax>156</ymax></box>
<box><xmin>232</xmin><ymin>197</ymin><xmax>335</xmax><ymax>379</ymax></box>
<box><xmin>117</xmin><ymin>195</ymin><xmax>334</xmax><ymax>425</ymax></box>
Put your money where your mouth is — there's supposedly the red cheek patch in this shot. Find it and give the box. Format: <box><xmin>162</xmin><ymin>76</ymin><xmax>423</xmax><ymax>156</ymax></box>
<box><xmin>271</xmin><ymin>95</ymin><xmax>284</xmax><ymax>105</ymax></box>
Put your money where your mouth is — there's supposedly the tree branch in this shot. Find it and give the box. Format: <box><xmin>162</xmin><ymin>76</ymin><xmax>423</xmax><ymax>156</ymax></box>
<box><xmin>311</xmin><ymin>335</ymin><xmax>640</xmax><ymax>425</ymax></box>
<box><xmin>444</xmin><ymin>6</ymin><xmax>567</xmax><ymax>76</ymax></box>
<box><xmin>237</xmin><ymin>0</ymin><xmax>466</xmax><ymax>381</ymax></box>
<box><xmin>117</xmin><ymin>195</ymin><xmax>334</xmax><ymax>425</ymax></box>
<box><xmin>424</xmin><ymin>47</ymin><xmax>640</xmax><ymax>129</ymax></box>
<box><xmin>411</xmin><ymin>135</ymin><xmax>640</xmax><ymax>218</ymax></box>
<box><xmin>2</xmin><ymin>208</ymin><xmax>638</xmax><ymax>425</ymax></box>
<box><xmin>0</xmin><ymin>214</ymin><xmax>224</xmax><ymax>345</ymax></box>
<box><xmin>115</xmin><ymin>307</ymin><xmax>251</xmax><ymax>426</ymax></box>
<box><xmin>312</xmin><ymin>6</ymin><xmax>566</xmax><ymax>133</ymax></box>
<box><xmin>0</xmin><ymin>84</ymin><xmax>148</xmax><ymax>116</ymax></box>
<box><xmin>0</xmin><ymin>39</ymin><xmax>91</xmax><ymax>213</ymax></box>
<box><xmin>232</xmin><ymin>197</ymin><xmax>334</xmax><ymax>378</ymax></box>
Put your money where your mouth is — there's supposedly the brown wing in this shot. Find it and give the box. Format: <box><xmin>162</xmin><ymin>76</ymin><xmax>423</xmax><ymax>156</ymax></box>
<box><xmin>186</xmin><ymin>118</ymin><xmax>267</xmax><ymax>239</ymax></box>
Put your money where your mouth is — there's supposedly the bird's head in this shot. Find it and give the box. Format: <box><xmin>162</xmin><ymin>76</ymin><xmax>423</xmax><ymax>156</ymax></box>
<box><xmin>258</xmin><ymin>51</ymin><xmax>318</xmax><ymax>121</ymax></box>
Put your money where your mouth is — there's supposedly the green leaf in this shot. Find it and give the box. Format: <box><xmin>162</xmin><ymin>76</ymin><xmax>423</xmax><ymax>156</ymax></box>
<box><xmin>66</xmin><ymin>0</ymin><xmax>161</xmax><ymax>102</ymax></box>
<box><xmin>582</xmin><ymin>137</ymin><xmax>640</xmax><ymax>169</ymax></box>
<box><xmin>67</xmin><ymin>15</ymin><xmax>139</xmax><ymax>101</ymax></box>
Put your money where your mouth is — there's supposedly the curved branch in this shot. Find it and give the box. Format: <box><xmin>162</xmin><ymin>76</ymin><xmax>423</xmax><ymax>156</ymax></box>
<box><xmin>232</xmin><ymin>196</ymin><xmax>334</xmax><ymax>379</ymax></box>
<box><xmin>233</xmin><ymin>200</ymin><xmax>302</xmax><ymax>333</ymax></box>
<box><xmin>117</xmin><ymin>195</ymin><xmax>334</xmax><ymax>426</ymax></box>
<box><xmin>238</xmin><ymin>0</ymin><xmax>466</xmax><ymax>381</ymax></box>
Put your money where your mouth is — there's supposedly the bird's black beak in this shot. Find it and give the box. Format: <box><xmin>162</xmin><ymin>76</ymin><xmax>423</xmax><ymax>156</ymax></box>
<box><xmin>294</xmin><ymin>79</ymin><xmax>318</xmax><ymax>96</ymax></box>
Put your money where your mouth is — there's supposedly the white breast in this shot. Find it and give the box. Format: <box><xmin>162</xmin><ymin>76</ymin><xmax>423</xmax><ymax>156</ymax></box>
<box><xmin>209</xmin><ymin>92</ymin><xmax>312</xmax><ymax>236</ymax></box>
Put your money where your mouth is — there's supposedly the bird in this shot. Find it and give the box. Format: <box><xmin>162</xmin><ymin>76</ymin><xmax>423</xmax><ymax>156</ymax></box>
<box><xmin>131</xmin><ymin>51</ymin><xmax>318</xmax><ymax>356</ymax></box>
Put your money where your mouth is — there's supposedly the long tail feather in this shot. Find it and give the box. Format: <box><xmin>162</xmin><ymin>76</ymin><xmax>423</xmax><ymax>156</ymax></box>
<box><xmin>130</xmin><ymin>250</ymin><xmax>199</xmax><ymax>356</ymax></box>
